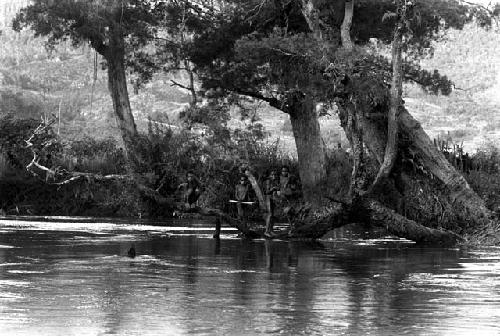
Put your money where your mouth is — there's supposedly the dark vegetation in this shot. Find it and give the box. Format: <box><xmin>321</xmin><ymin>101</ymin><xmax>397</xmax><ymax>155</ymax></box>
<box><xmin>1</xmin><ymin>112</ymin><xmax>497</xmax><ymax>222</ymax></box>
<box><xmin>0</xmin><ymin>113</ymin><xmax>296</xmax><ymax>219</ymax></box>
<box><xmin>1</xmin><ymin>0</ymin><xmax>500</xmax><ymax>246</ymax></box>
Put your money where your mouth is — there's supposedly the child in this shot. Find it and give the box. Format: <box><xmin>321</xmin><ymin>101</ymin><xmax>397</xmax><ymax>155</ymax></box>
<box><xmin>263</xmin><ymin>170</ymin><xmax>280</xmax><ymax>237</ymax></box>
<box><xmin>177</xmin><ymin>171</ymin><xmax>203</xmax><ymax>209</ymax></box>
<box><xmin>235</xmin><ymin>175</ymin><xmax>250</xmax><ymax>219</ymax></box>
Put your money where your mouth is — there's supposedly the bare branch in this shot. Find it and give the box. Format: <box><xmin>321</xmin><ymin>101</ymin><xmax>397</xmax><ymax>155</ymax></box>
<box><xmin>232</xmin><ymin>88</ymin><xmax>282</xmax><ymax>111</ymax></box>
<box><xmin>170</xmin><ymin>79</ymin><xmax>192</xmax><ymax>91</ymax></box>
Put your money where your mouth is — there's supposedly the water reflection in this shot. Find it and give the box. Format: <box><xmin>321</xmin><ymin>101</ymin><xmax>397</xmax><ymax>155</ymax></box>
<box><xmin>0</xmin><ymin>220</ymin><xmax>499</xmax><ymax>335</ymax></box>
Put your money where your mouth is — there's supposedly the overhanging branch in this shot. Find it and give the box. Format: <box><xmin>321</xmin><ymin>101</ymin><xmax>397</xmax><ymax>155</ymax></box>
<box><xmin>233</xmin><ymin>88</ymin><xmax>282</xmax><ymax>111</ymax></box>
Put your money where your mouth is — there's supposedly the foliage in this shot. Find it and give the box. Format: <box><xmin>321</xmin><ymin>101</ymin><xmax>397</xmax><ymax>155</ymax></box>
<box><xmin>353</xmin><ymin>0</ymin><xmax>495</xmax><ymax>54</ymax></box>
<box><xmin>13</xmin><ymin>0</ymin><xmax>161</xmax><ymax>53</ymax></box>
<box><xmin>467</xmin><ymin>170</ymin><xmax>500</xmax><ymax>214</ymax></box>
<box><xmin>63</xmin><ymin>136</ymin><xmax>127</xmax><ymax>174</ymax></box>
<box><xmin>167</xmin><ymin>0</ymin><xmax>488</xmax><ymax>124</ymax></box>
<box><xmin>458</xmin><ymin>141</ymin><xmax>500</xmax><ymax>217</ymax></box>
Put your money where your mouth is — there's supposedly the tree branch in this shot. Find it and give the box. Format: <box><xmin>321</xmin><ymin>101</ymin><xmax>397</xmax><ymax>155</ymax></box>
<box><xmin>233</xmin><ymin>88</ymin><xmax>282</xmax><ymax>111</ymax></box>
<box><xmin>244</xmin><ymin>168</ymin><xmax>267</xmax><ymax>212</ymax></box>
<box><xmin>170</xmin><ymin>79</ymin><xmax>192</xmax><ymax>91</ymax></box>
<box><xmin>368</xmin><ymin>0</ymin><xmax>405</xmax><ymax>193</ymax></box>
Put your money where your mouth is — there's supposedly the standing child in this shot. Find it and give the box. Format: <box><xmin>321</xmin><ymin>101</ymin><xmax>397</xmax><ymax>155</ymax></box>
<box><xmin>234</xmin><ymin>175</ymin><xmax>250</xmax><ymax>220</ymax></box>
<box><xmin>263</xmin><ymin>170</ymin><xmax>280</xmax><ymax>237</ymax></box>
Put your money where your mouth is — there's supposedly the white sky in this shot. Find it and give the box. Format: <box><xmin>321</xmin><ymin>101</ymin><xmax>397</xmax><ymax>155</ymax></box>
<box><xmin>468</xmin><ymin>0</ymin><xmax>500</xmax><ymax>5</ymax></box>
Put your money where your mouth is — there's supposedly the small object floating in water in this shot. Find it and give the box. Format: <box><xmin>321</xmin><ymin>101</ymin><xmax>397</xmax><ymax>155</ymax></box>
<box><xmin>127</xmin><ymin>245</ymin><xmax>136</xmax><ymax>258</ymax></box>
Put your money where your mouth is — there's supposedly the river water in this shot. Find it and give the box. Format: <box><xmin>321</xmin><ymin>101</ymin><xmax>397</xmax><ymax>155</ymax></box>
<box><xmin>0</xmin><ymin>219</ymin><xmax>499</xmax><ymax>336</ymax></box>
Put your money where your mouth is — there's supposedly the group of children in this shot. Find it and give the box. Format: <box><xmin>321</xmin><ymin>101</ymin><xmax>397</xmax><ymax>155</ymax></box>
<box><xmin>233</xmin><ymin>166</ymin><xmax>299</xmax><ymax>237</ymax></box>
<box><xmin>176</xmin><ymin>166</ymin><xmax>299</xmax><ymax>237</ymax></box>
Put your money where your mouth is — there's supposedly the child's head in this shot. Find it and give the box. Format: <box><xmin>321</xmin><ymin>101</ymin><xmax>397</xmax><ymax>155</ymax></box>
<box><xmin>269</xmin><ymin>170</ymin><xmax>278</xmax><ymax>179</ymax></box>
<box><xmin>281</xmin><ymin>166</ymin><xmax>289</xmax><ymax>177</ymax></box>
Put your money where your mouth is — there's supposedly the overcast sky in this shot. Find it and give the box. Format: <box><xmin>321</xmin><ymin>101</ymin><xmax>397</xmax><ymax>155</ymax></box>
<box><xmin>469</xmin><ymin>0</ymin><xmax>500</xmax><ymax>5</ymax></box>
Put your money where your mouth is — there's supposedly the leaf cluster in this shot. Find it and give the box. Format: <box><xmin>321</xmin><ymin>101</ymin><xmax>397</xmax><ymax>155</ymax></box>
<box><xmin>181</xmin><ymin>0</ymin><xmax>485</xmax><ymax>112</ymax></box>
<box><xmin>13</xmin><ymin>0</ymin><xmax>160</xmax><ymax>53</ymax></box>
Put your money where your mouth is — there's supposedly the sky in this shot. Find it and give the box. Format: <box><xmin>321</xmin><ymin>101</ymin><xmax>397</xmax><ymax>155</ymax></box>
<box><xmin>468</xmin><ymin>0</ymin><xmax>500</xmax><ymax>5</ymax></box>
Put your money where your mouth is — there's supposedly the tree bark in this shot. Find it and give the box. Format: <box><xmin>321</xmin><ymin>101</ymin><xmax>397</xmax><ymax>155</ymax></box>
<box><xmin>300</xmin><ymin>0</ymin><xmax>324</xmax><ymax>41</ymax></box>
<box><xmin>357</xmin><ymin>198</ymin><xmax>462</xmax><ymax>246</ymax></box>
<box><xmin>105</xmin><ymin>26</ymin><xmax>139</xmax><ymax>168</ymax></box>
<box><xmin>398</xmin><ymin>110</ymin><xmax>493</xmax><ymax>223</ymax></box>
<box><xmin>342</xmin><ymin>104</ymin><xmax>367</xmax><ymax>199</ymax></box>
<box><xmin>369</xmin><ymin>2</ymin><xmax>403</xmax><ymax>192</ymax></box>
<box><xmin>340</xmin><ymin>0</ymin><xmax>354</xmax><ymax>51</ymax></box>
<box><xmin>288</xmin><ymin>95</ymin><xmax>327</xmax><ymax>206</ymax></box>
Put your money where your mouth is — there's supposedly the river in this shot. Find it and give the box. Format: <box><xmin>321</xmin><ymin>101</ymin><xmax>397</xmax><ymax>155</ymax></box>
<box><xmin>0</xmin><ymin>218</ymin><xmax>499</xmax><ymax>335</ymax></box>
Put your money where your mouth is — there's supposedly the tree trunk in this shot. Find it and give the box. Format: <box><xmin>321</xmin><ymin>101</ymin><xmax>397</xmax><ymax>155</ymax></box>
<box><xmin>341</xmin><ymin>105</ymin><xmax>496</xmax><ymax>234</ymax></box>
<box><xmin>288</xmin><ymin>95</ymin><xmax>327</xmax><ymax>206</ymax></box>
<box><xmin>398</xmin><ymin>111</ymin><xmax>493</xmax><ymax>223</ymax></box>
<box><xmin>342</xmin><ymin>105</ymin><xmax>367</xmax><ymax>198</ymax></box>
<box><xmin>341</xmin><ymin>0</ymin><xmax>354</xmax><ymax>50</ymax></box>
<box><xmin>105</xmin><ymin>28</ymin><xmax>138</xmax><ymax>168</ymax></box>
<box><xmin>369</xmin><ymin>6</ymin><xmax>403</xmax><ymax>191</ymax></box>
<box><xmin>300</xmin><ymin>0</ymin><xmax>324</xmax><ymax>41</ymax></box>
<box><xmin>356</xmin><ymin>198</ymin><xmax>462</xmax><ymax>246</ymax></box>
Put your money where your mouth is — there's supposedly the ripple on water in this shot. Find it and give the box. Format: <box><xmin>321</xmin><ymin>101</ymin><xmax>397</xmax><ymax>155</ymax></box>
<box><xmin>0</xmin><ymin>263</ymin><xmax>31</xmax><ymax>267</ymax></box>
<box><xmin>0</xmin><ymin>293</ymin><xmax>25</xmax><ymax>300</ymax></box>
<box><xmin>7</xmin><ymin>270</ymin><xmax>46</xmax><ymax>274</ymax></box>
<box><xmin>0</xmin><ymin>280</ymin><xmax>30</xmax><ymax>287</ymax></box>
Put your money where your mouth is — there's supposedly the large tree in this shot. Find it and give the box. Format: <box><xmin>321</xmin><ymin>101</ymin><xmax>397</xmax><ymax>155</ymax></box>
<box><xmin>13</xmin><ymin>0</ymin><xmax>162</xmax><ymax>167</ymax></box>
<box><xmin>177</xmin><ymin>0</ymin><xmax>330</xmax><ymax>205</ymax></box>
<box><xmin>172</xmin><ymin>0</ymin><xmax>499</xmax><ymax>244</ymax></box>
<box><xmin>296</xmin><ymin>0</ymin><xmax>499</xmax><ymax>243</ymax></box>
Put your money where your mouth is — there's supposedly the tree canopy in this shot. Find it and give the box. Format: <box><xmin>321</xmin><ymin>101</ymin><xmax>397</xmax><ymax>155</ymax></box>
<box><xmin>13</xmin><ymin>0</ymin><xmax>161</xmax><ymax>53</ymax></box>
<box><xmin>167</xmin><ymin>0</ymin><xmax>496</xmax><ymax>109</ymax></box>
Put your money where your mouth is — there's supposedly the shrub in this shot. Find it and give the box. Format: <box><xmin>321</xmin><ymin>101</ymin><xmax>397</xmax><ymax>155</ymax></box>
<box><xmin>63</xmin><ymin>136</ymin><xmax>126</xmax><ymax>174</ymax></box>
